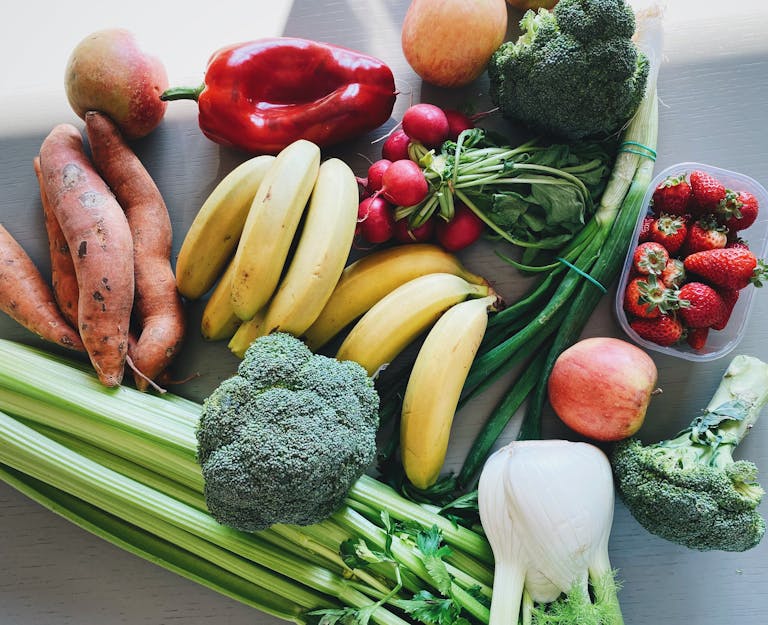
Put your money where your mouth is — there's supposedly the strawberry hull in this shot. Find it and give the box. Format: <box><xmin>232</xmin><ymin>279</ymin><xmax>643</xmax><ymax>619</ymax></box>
<box><xmin>615</xmin><ymin>161</ymin><xmax>768</xmax><ymax>361</ymax></box>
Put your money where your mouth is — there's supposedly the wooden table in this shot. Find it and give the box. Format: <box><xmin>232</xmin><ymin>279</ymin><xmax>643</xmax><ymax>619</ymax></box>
<box><xmin>1</xmin><ymin>1</ymin><xmax>767</xmax><ymax>623</ymax></box>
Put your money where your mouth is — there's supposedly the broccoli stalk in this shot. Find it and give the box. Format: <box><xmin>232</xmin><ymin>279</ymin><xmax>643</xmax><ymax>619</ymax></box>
<box><xmin>612</xmin><ymin>354</ymin><xmax>768</xmax><ymax>552</ymax></box>
<box><xmin>487</xmin><ymin>0</ymin><xmax>650</xmax><ymax>140</ymax></box>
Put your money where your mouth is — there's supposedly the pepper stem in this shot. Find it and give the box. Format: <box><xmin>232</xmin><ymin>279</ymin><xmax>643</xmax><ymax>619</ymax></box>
<box><xmin>160</xmin><ymin>85</ymin><xmax>205</xmax><ymax>102</ymax></box>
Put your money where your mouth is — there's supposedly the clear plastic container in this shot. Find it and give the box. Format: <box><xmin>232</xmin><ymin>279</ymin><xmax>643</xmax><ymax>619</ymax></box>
<box><xmin>615</xmin><ymin>162</ymin><xmax>768</xmax><ymax>361</ymax></box>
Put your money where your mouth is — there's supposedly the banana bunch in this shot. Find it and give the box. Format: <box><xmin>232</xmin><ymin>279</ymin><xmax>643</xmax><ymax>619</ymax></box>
<box><xmin>400</xmin><ymin>295</ymin><xmax>497</xmax><ymax>490</ymax></box>
<box><xmin>176</xmin><ymin>139</ymin><xmax>360</xmax><ymax>347</ymax></box>
<box><xmin>335</xmin><ymin>272</ymin><xmax>497</xmax><ymax>376</ymax></box>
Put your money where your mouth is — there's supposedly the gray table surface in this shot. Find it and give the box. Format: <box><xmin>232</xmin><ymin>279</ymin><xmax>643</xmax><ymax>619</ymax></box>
<box><xmin>1</xmin><ymin>1</ymin><xmax>768</xmax><ymax>624</ymax></box>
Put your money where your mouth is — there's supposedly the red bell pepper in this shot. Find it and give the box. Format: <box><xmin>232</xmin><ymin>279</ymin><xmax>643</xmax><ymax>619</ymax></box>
<box><xmin>161</xmin><ymin>37</ymin><xmax>397</xmax><ymax>155</ymax></box>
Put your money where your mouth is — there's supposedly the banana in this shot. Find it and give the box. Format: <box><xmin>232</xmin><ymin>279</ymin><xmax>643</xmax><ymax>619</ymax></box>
<box><xmin>176</xmin><ymin>154</ymin><xmax>275</xmax><ymax>300</ymax></box>
<box><xmin>335</xmin><ymin>272</ymin><xmax>495</xmax><ymax>376</ymax></box>
<box><xmin>262</xmin><ymin>158</ymin><xmax>359</xmax><ymax>337</ymax></box>
<box><xmin>200</xmin><ymin>258</ymin><xmax>240</xmax><ymax>341</ymax></box>
<box><xmin>230</xmin><ymin>140</ymin><xmax>321</xmax><ymax>320</ymax></box>
<box><xmin>400</xmin><ymin>295</ymin><xmax>496</xmax><ymax>490</ymax></box>
<box><xmin>228</xmin><ymin>308</ymin><xmax>267</xmax><ymax>358</ymax></box>
<box><xmin>304</xmin><ymin>243</ymin><xmax>489</xmax><ymax>350</ymax></box>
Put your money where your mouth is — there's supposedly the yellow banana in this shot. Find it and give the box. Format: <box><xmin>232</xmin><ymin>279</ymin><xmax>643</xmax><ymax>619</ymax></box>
<box><xmin>200</xmin><ymin>258</ymin><xmax>240</xmax><ymax>341</ymax></box>
<box><xmin>336</xmin><ymin>273</ymin><xmax>494</xmax><ymax>376</ymax></box>
<box><xmin>176</xmin><ymin>154</ymin><xmax>275</xmax><ymax>300</ymax></box>
<box><xmin>262</xmin><ymin>158</ymin><xmax>359</xmax><ymax>337</ymax></box>
<box><xmin>400</xmin><ymin>295</ymin><xmax>496</xmax><ymax>490</ymax></box>
<box><xmin>230</xmin><ymin>139</ymin><xmax>321</xmax><ymax>320</ymax></box>
<box><xmin>228</xmin><ymin>308</ymin><xmax>267</xmax><ymax>358</ymax></box>
<box><xmin>304</xmin><ymin>243</ymin><xmax>488</xmax><ymax>350</ymax></box>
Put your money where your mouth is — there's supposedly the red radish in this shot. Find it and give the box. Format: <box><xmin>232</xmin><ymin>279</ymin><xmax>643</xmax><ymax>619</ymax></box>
<box><xmin>401</xmin><ymin>103</ymin><xmax>450</xmax><ymax>147</ymax></box>
<box><xmin>381</xmin><ymin>129</ymin><xmax>411</xmax><ymax>161</ymax></box>
<box><xmin>394</xmin><ymin>217</ymin><xmax>435</xmax><ymax>243</ymax></box>
<box><xmin>357</xmin><ymin>197</ymin><xmax>395</xmax><ymax>244</ymax></box>
<box><xmin>367</xmin><ymin>159</ymin><xmax>392</xmax><ymax>192</ymax></box>
<box><xmin>435</xmin><ymin>203</ymin><xmax>485</xmax><ymax>251</ymax></box>
<box><xmin>444</xmin><ymin>109</ymin><xmax>474</xmax><ymax>140</ymax></box>
<box><xmin>380</xmin><ymin>159</ymin><xmax>429</xmax><ymax>207</ymax></box>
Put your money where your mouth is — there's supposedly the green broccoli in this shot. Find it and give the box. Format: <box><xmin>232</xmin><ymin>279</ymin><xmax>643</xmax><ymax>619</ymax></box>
<box><xmin>487</xmin><ymin>0</ymin><xmax>649</xmax><ymax>140</ymax></box>
<box><xmin>196</xmin><ymin>332</ymin><xmax>379</xmax><ymax>532</ymax></box>
<box><xmin>612</xmin><ymin>355</ymin><xmax>768</xmax><ymax>552</ymax></box>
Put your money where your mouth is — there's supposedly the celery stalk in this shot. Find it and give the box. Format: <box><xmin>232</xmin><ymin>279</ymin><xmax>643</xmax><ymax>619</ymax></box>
<box><xmin>0</xmin><ymin>464</ymin><xmax>313</xmax><ymax>624</ymax></box>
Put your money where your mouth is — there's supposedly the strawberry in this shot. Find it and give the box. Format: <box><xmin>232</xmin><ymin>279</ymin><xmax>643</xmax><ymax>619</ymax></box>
<box><xmin>716</xmin><ymin>189</ymin><xmax>759</xmax><ymax>232</ymax></box>
<box><xmin>638</xmin><ymin>215</ymin><xmax>655</xmax><ymax>243</ymax></box>
<box><xmin>710</xmin><ymin>288</ymin><xmax>740</xmax><ymax>331</ymax></box>
<box><xmin>685</xmin><ymin>326</ymin><xmax>709</xmax><ymax>350</ymax></box>
<box><xmin>623</xmin><ymin>274</ymin><xmax>679</xmax><ymax>319</ymax></box>
<box><xmin>684</xmin><ymin>248</ymin><xmax>762</xmax><ymax>290</ymax></box>
<box><xmin>685</xmin><ymin>217</ymin><xmax>727</xmax><ymax>254</ymax></box>
<box><xmin>726</xmin><ymin>237</ymin><xmax>750</xmax><ymax>251</ymax></box>
<box><xmin>660</xmin><ymin>258</ymin><xmax>686</xmax><ymax>288</ymax></box>
<box><xmin>678</xmin><ymin>282</ymin><xmax>726</xmax><ymax>328</ymax></box>
<box><xmin>632</xmin><ymin>241</ymin><xmax>669</xmax><ymax>275</ymax></box>
<box><xmin>649</xmin><ymin>213</ymin><xmax>688</xmax><ymax>254</ymax></box>
<box><xmin>630</xmin><ymin>315</ymin><xmax>684</xmax><ymax>347</ymax></box>
<box><xmin>689</xmin><ymin>170</ymin><xmax>726</xmax><ymax>214</ymax></box>
<box><xmin>652</xmin><ymin>174</ymin><xmax>692</xmax><ymax>216</ymax></box>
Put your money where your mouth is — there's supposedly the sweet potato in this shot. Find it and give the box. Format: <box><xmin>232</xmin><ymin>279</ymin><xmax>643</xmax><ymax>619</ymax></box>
<box><xmin>0</xmin><ymin>223</ymin><xmax>84</xmax><ymax>351</ymax></box>
<box><xmin>33</xmin><ymin>156</ymin><xmax>79</xmax><ymax>328</ymax></box>
<box><xmin>38</xmin><ymin>123</ymin><xmax>134</xmax><ymax>387</ymax></box>
<box><xmin>85</xmin><ymin>111</ymin><xmax>185</xmax><ymax>391</ymax></box>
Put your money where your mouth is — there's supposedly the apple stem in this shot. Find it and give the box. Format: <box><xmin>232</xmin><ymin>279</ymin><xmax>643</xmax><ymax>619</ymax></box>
<box><xmin>160</xmin><ymin>85</ymin><xmax>204</xmax><ymax>102</ymax></box>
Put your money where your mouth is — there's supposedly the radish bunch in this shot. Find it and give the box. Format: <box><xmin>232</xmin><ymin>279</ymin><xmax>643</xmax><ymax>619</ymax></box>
<box><xmin>356</xmin><ymin>103</ymin><xmax>485</xmax><ymax>251</ymax></box>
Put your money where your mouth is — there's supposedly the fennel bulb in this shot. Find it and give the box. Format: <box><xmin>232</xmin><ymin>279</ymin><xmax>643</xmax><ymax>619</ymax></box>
<box><xmin>478</xmin><ymin>439</ymin><xmax>623</xmax><ymax>625</ymax></box>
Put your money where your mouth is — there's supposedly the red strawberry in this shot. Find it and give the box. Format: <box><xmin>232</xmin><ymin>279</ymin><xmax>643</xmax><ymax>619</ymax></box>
<box><xmin>630</xmin><ymin>315</ymin><xmax>684</xmax><ymax>347</ymax></box>
<box><xmin>649</xmin><ymin>214</ymin><xmax>688</xmax><ymax>254</ymax></box>
<box><xmin>652</xmin><ymin>174</ymin><xmax>692</xmax><ymax>216</ymax></box>
<box><xmin>684</xmin><ymin>248</ymin><xmax>762</xmax><ymax>290</ymax></box>
<box><xmin>638</xmin><ymin>215</ymin><xmax>655</xmax><ymax>243</ymax></box>
<box><xmin>678</xmin><ymin>282</ymin><xmax>726</xmax><ymax>328</ymax></box>
<box><xmin>685</xmin><ymin>327</ymin><xmax>709</xmax><ymax>350</ymax></box>
<box><xmin>685</xmin><ymin>217</ymin><xmax>728</xmax><ymax>254</ymax></box>
<box><xmin>623</xmin><ymin>274</ymin><xmax>679</xmax><ymax>319</ymax></box>
<box><xmin>726</xmin><ymin>237</ymin><xmax>750</xmax><ymax>251</ymax></box>
<box><xmin>632</xmin><ymin>241</ymin><xmax>669</xmax><ymax>275</ymax></box>
<box><xmin>717</xmin><ymin>190</ymin><xmax>759</xmax><ymax>232</ymax></box>
<box><xmin>660</xmin><ymin>258</ymin><xmax>686</xmax><ymax>288</ymax></box>
<box><xmin>710</xmin><ymin>288</ymin><xmax>740</xmax><ymax>331</ymax></box>
<box><xmin>689</xmin><ymin>170</ymin><xmax>727</xmax><ymax>213</ymax></box>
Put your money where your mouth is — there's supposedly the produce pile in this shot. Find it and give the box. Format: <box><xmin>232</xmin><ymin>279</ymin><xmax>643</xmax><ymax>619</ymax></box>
<box><xmin>0</xmin><ymin>1</ymin><xmax>767</xmax><ymax>625</ymax></box>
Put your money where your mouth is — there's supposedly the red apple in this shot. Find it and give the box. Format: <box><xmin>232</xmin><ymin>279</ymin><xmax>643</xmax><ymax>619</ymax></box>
<box><xmin>401</xmin><ymin>0</ymin><xmax>508</xmax><ymax>88</ymax></box>
<box><xmin>65</xmin><ymin>29</ymin><xmax>168</xmax><ymax>139</ymax></box>
<box><xmin>547</xmin><ymin>337</ymin><xmax>658</xmax><ymax>441</ymax></box>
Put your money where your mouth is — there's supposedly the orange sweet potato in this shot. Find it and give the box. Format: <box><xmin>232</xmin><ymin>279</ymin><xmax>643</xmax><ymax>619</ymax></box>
<box><xmin>85</xmin><ymin>111</ymin><xmax>185</xmax><ymax>391</ymax></box>
<box><xmin>38</xmin><ymin>123</ymin><xmax>134</xmax><ymax>387</ymax></box>
<box><xmin>33</xmin><ymin>156</ymin><xmax>79</xmax><ymax>328</ymax></box>
<box><xmin>0</xmin><ymin>223</ymin><xmax>84</xmax><ymax>351</ymax></box>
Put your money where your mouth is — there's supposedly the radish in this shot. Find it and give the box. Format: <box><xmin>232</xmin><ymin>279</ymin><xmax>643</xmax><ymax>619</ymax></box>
<box><xmin>357</xmin><ymin>196</ymin><xmax>396</xmax><ymax>244</ymax></box>
<box><xmin>394</xmin><ymin>217</ymin><xmax>435</xmax><ymax>243</ymax></box>
<box><xmin>381</xmin><ymin>129</ymin><xmax>411</xmax><ymax>162</ymax></box>
<box><xmin>366</xmin><ymin>159</ymin><xmax>392</xmax><ymax>193</ymax></box>
<box><xmin>435</xmin><ymin>203</ymin><xmax>485</xmax><ymax>251</ymax></box>
<box><xmin>444</xmin><ymin>109</ymin><xmax>474</xmax><ymax>140</ymax></box>
<box><xmin>401</xmin><ymin>103</ymin><xmax>450</xmax><ymax>147</ymax></box>
<box><xmin>379</xmin><ymin>159</ymin><xmax>429</xmax><ymax>207</ymax></box>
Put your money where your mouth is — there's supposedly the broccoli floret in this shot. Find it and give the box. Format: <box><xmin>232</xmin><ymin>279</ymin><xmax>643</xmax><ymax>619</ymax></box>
<box><xmin>487</xmin><ymin>0</ymin><xmax>649</xmax><ymax>140</ymax></box>
<box><xmin>612</xmin><ymin>355</ymin><xmax>768</xmax><ymax>552</ymax></box>
<box><xmin>197</xmin><ymin>332</ymin><xmax>379</xmax><ymax>532</ymax></box>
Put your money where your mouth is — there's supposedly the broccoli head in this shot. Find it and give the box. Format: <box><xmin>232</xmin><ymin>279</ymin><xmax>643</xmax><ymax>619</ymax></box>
<box><xmin>197</xmin><ymin>332</ymin><xmax>379</xmax><ymax>532</ymax></box>
<box><xmin>487</xmin><ymin>0</ymin><xmax>649</xmax><ymax>140</ymax></box>
<box><xmin>612</xmin><ymin>355</ymin><xmax>768</xmax><ymax>552</ymax></box>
